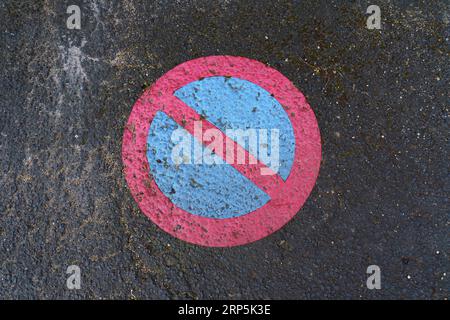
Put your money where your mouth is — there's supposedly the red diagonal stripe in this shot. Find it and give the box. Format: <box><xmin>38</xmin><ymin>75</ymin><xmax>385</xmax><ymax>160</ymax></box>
<box><xmin>150</xmin><ymin>94</ymin><xmax>285</xmax><ymax>199</ymax></box>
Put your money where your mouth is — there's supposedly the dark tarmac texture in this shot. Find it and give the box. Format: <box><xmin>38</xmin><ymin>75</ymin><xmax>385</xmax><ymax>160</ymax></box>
<box><xmin>0</xmin><ymin>0</ymin><xmax>448</xmax><ymax>299</ymax></box>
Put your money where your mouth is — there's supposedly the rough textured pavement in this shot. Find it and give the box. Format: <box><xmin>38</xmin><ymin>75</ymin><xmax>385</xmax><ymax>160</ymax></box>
<box><xmin>0</xmin><ymin>0</ymin><xmax>448</xmax><ymax>299</ymax></box>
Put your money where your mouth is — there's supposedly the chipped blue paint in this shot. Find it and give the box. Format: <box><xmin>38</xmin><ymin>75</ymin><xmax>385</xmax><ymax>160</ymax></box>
<box><xmin>147</xmin><ymin>111</ymin><xmax>270</xmax><ymax>219</ymax></box>
<box><xmin>175</xmin><ymin>76</ymin><xmax>295</xmax><ymax>180</ymax></box>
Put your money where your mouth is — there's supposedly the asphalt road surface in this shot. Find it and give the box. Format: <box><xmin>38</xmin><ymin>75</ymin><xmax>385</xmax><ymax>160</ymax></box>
<box><xmin>0</xmin><ymin>0</ymin><xmax>448</xmax><ymax>299</ymax></box>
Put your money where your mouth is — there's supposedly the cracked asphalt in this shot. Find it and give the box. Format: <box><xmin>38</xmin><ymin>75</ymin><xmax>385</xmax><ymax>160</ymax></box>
<box><xmin>0</xmin><ymin>0</ymin><xmax>448</xmax><ymax>299</ymax></box>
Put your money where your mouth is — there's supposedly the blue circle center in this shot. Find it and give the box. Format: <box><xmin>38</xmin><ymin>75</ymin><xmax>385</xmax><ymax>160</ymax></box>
<box><xmin>146</xmin><ymin>76</ymin><xmax>295</xmax><ymax>219</ymax></box>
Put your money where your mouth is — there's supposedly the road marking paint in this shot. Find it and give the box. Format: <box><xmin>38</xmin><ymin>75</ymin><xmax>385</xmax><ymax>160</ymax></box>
<box><xmin>122</xmin><ymin>56</ymin><xmax>321</xmax><ymax>247</ymax></box>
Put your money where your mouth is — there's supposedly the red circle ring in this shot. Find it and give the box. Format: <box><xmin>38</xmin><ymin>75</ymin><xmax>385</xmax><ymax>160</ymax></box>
<box><xmin>122</xmin><ymin>56</ymin><xmax>322</xmax><ymax>247</ymax></box>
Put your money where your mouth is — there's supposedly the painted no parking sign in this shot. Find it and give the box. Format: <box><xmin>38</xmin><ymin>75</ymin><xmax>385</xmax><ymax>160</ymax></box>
<box><xmin>122</xmin><ymin>56</ymin><xmax>321</xmax><ymax>247</ymax></box>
